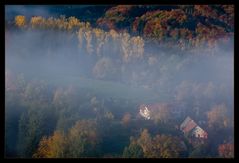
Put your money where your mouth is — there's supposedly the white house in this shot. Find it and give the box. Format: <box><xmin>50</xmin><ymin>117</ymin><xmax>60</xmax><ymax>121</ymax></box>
<box><xmin>191</xmin><ymin>126</ymin><xmax>208</xmax><ymax>139</ymax></box>
<box><xmin>139</xmin><ymin>106</ymin><xmax>151</xmax><ymax>120</ymax></box>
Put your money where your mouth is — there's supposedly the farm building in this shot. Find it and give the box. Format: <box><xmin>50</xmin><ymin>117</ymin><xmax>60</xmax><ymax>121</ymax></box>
<box><xmin>138</xmin><ymin>102</ymin><xmax>182</xmax><ymax>120</ymax></box>
<box><xmin>191</xmin><ymin>126</ymin><xmax>208</xmax><ymax>139</ymax></box>
<box><xmin>180</xmin><ymin>116</ymin><xmax>208</xmax><ymax>139</ymax></box>
<box><xmin>139</xmin><ymin>105</ymin><xmax>151</xmax><ymax>120</ymax></box>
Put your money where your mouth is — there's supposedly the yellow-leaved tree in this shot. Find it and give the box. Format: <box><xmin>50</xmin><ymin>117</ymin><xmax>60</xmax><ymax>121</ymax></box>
<box><xmin>15</xmin><ymin>15</ymin><xmax>26</xmax><ymax>28</ymax></box>
<box><xmin>33</xmin><ymin>131</ymin><xmax>66</xmax><ymax>158</ymax></box>
<box><xmin>33</xmin><ymin>120</ymin><xmax>100</xmax><ymax>158</ymax></box>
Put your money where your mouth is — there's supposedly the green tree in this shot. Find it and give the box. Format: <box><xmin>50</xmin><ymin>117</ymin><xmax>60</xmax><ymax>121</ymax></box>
<box><xmin>122</xmin><ymin>137</ymin><xmax>144</xmax><ymax>158</ymax></box>
<box><xmin>67</xmin><ymin>120</ymin><xmax>100</xmax><ymax>157</ymax></box>
<box><xmin>189</xmin><ymin>144</ymin><xmax>211</xmax><ymax>158</ymax></box>
<box><xmin>17</xmin><ymin>103</ymin><xmax>56</xmax><ymax>157</ymax></box>
<box><xmin>17</xmin><ymin>108</ymin><xmax>46</xmax><ymax>157</ymax></box>
<box><xmin>123</xmin><ymin>129</ymin><xmax>186</xmax><ymax>158</ymax></box>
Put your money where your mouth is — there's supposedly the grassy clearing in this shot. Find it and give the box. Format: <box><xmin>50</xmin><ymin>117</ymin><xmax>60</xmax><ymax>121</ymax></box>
<box><xmin>32</xmin><ymin>72</ymin><xmax>170</xmax><ymax>104</ymax></box>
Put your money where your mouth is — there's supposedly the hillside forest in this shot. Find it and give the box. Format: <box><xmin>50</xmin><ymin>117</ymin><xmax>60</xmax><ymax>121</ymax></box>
<box><xmin>5</xmin><ymin>5</ymin><xmax>234</xmax><ymax>158</ymax></box>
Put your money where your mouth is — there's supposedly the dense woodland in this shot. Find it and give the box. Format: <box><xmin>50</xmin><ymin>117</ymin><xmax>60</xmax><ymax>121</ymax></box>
<box><xmin>5</xmin><ymin>5</ymin><xmax>234</xmax><ymax>158</ymax></box>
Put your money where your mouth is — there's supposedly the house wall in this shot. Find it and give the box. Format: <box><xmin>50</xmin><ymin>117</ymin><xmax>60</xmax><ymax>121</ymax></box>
<box><xmin>192</xmin><ymin>126</ymin><xmax>207</xmax><ymax>139</ymax></box>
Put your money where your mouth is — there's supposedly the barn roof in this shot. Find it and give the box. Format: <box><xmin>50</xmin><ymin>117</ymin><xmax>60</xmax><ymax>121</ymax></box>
<box><xmin>180</xmin><ymin>116</ymin><xmax>197</xmax><ymax>134</ymax></box>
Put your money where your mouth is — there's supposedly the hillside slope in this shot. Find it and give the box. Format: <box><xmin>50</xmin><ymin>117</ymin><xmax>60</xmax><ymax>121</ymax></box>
<box><xmin>97</xmin><ymin>5</ymin><xmax>234</xmax><ymax>48</ymax></box>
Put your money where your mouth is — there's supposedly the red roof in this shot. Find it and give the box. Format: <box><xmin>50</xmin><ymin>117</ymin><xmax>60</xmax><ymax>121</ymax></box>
<box><xmin>182</xmin><ymin>119</ymin><xmax>197</xmax><ymax>134</ymax></box>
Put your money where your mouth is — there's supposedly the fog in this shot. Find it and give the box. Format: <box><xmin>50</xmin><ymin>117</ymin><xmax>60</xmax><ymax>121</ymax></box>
<box><xmin>5</xmin><ymin>6</ymin><xmax>234</xmax><ymax>158</ymax></box>
<box><xmin>6</xmin><ymin>28</ymin><xmax>234</xmax><ymax>119</ymax></box>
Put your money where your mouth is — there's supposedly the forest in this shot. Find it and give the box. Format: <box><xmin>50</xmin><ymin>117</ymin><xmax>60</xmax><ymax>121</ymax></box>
<box><xmin>5</xmin><ymin>5</ymin><xmax>234</xmax><ymax>158</ymax></box>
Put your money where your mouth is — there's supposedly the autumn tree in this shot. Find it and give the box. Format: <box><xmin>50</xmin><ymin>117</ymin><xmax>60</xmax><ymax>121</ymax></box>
<box><xmin>67</xmin><ymin>16</ymin><xmax>81</xmax><ymax>31</ymax></box>
<box><xmin>30</xmin><ymin>16</ymin><xmax>45</xmax><ymax>29</ymax></box>
<box><xmin>150</xmin><ymin>104</ymin><xmax>172</xmax><ymax>124</ymax></box>
<box><xmin>130</xmin><ymin>36</ymin><xmax>144</xmax><ymax>60</ymax></box>
<box><xmin>121</xmin><ymin>112</ymin><xmax>131</xmax><ymax>126</ymax></box>
<box><xmin>137</xmin><ymin>129</ymin><xmax>186</xmax><ymax>158</ymax></box>
<box><xmin>218</xmin><ymin>143</ymin><xmax>234</xmax><ymax>158</ymax></box>
<box><xmin>33</xmin><ymin>131</ymin><xmax>66</xmax><ymax>158</ymax></box>
<box><xmin>29</xmin><ymin>15</ymin><xmax>86</xmax><ymax>31</ymax></box>
<box><xmin>84</xmin><ymin>30</ymin><xmax>94</xmax><ymax>54</ymax></box>
<box><xmin>121</xmin><ymin>32</ymin><xmax>131</xmax><ymax>63</ymax></box>
<box><xmin>67</xmin><ymin>120</ymin><xmax>100</xmax><ymax>157</ymax></box>
<box><xmin>92</xmin><ymin>57</ymin><xmax>117</xmax><ymax>80</ymax></box>
<box><xmin>93</xmin><ymin>28</ymin><xmax>106</xmax><ymax>56</ymax></box>
<box><xmin>189</xmin><ymin>144</ymin><xmax>210</xmax><ymax>158</ymax></box>
<box><xmin>207</xmin><ymin>104</ymin><xmax>231</xmax><ymax>129</ymax></box>
<box><xmin>34</xmin><ymin>120</ymin><xmax>100</xmax><ymax>158</ymax></box>
<box><xmin>17</xmin><ymin>106</ymin><xmax>55</xmax><ymax>157</ymax></box>
<box><xmin>53</xmin><ymin>86</ymin><xmax>83</xmax><ymax>131</ymax></box>
<box><xmin>120</xmin><ymin>33</ymin><xmax>144</xmax><ymax>63</ymax></box>
<box><xmin>53</xmin><ymin>86</ymin><xmax>78</xmax><ymax>109</ymax></box>
<box><xmin>136</xmin><ymin>129</ymin><xmax>153</xmax><ymax>157</ymax></box>
<box><xmin>122</xmin><ymin>137</ymin><xmax>144</xmax><ymax>158</ymax></box>
<box><xmin>124</xmin><ymin>129</ymin><xmax>186</xmax><ymax>158</ymax></box>
<box><xmin>15</xmin><ymin>15</ymin><xmax>26</xmax><ymax>28</ymax></box>
<box><xmin>151</xmin><ymin>134</ymin><xmax>186</xmax><ymax>158</ymax></box>
<box><xmin>22</xmin><ymin>80</ymin><xmax>51</xmax><ymax>107</ymax></box>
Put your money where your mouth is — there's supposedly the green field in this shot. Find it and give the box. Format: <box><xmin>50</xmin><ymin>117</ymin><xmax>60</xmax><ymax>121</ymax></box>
<box><xmin>44</xmin><ymin>74</ymin><xmax>170</xmax><ymax>104</ymax></box>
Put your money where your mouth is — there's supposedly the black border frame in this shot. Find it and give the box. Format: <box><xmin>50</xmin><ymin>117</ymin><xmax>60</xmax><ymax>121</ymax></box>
<box><xmin>1</xmin><ymin>0</ymin><xmax>238</xmax><ymax>161</ymax></box>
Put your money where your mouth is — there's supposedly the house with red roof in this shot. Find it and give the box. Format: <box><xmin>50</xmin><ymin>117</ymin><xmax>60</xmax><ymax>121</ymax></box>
<box><xmin>180</xmin><ymin>116</ymin><xmax>208</xmax><ymax>139</ymax></box>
